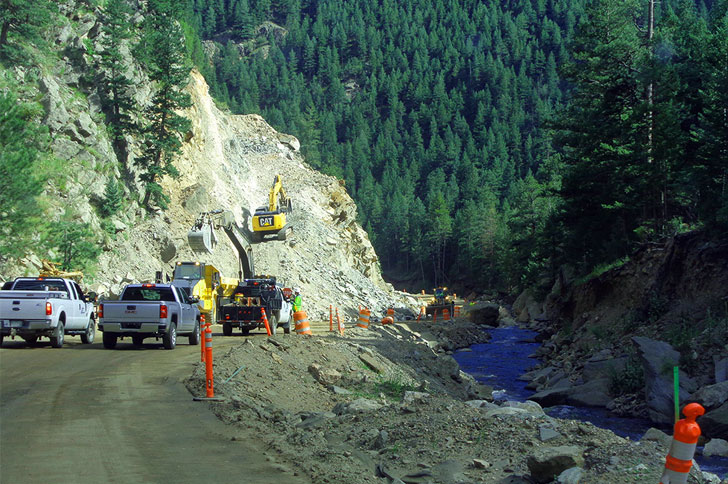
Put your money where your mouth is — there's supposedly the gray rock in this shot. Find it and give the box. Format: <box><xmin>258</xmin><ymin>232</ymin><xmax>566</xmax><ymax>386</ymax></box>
<box><xmin>402</xmin><ymin>391</ymin><xmax>429</xmax><ymax>404</ymax></box>
<box><xmin>640</xmin><ymin>428</ymin><xmax>671</xmax><ymax>449</ymax></box>
<box><xmin>539</xmin><ymin>425</ymin><xmax>562</xmax><ymax>442</ymax></box>
<box><xmin>557</xmin><ymin>467</ymin><xmax>583</xmax><ymax>484</ymax></box>
<box><xmin>468</xmin><ymin>303</ymin><xmax>500</xmax><ymax>326</ymax></box>
<box><xmin>700</xmin><ymin>402</ymin><xmax>728</xmax><ymax>440</ymax></box>
<box><xmin>703</xmin><ymin>438</ymin><xmax>728</xmax><ymax>457</ymax></box>
<box><xmin>632</xmin><ymin>336</ymin><xmax>692</xmax><ymax>424</ymax></box>
<box><xmin>503</xmin><ymin>400</ymin><xmax>546</xmax><ymax>416</ymax></box>
<box><xmin>329</xmin><ymin>385</ymin><xmax>352</xmax><ymax>395</ymax></box>
<box><xmin>485</xmin><ymin>407</ymin><xmax>529</xmax><ymax>419</ymax></box>
<box><xmin>715</xmin><ymin>357</ymin><xmax>728</xmax><ymax>383</ymax></box>
<box><xmin>527</xmin><ymin>446</ymin><xmax>584</xmax><ymax>484</ymax></box>
<box><xmin>332</xmin><ymin>398</ymin><xmax>382</xmax><ymax>415</ymax></box>
<box><xmin>160</xmin><ymin>238</ymin><xmax>176</xmax><ymax>263</ymax></box>
<box><xmin>359</xmin><ymin>353</ymin><xmax>386</xmax><ymax>374</ymax></box>
<box><xmin>567</xmin><ymin>378</ymin><xmax>612</xmax><ymax>407</ymax></box>
<box><xmin>76</xmin><ymin>112</ymin><xmax>97</xmax><ymax>138</ymax></box>
<box><xmin>308</xmin><ymin>363</ymin><xmax>341</xmax><ymax>386</ymax></box>
<box><xmin>529</xmin><ymin>387</ymin><xmax>571</xmax><ymax>407</ymax></box>
<box><xmin>582</xmin><ymin>355</ymin><xmax>628</xmax><ymax>381</ymax></box>
<box><xmin>39</xmin><ymin>77</ymin><xmax>70</xmax><ymax>131</ymax></box>
<box><xmin>693</xmin><ymin>381</ymin><xmax>728</xmax><ymax>410</ymax></box>
<box><xmin>113</xmin><ymin>220</ymin><xmax>128</xmax><ymax>232</ymax></box>
<box><xmin>373</xmin><ymin>430</ymin><xmax>388</xmax><ymax>450</ymax></box>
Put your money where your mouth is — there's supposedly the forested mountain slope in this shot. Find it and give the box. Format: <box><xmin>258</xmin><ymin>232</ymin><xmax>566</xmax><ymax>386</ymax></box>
<box><xmin>183</xmin><ymin>0</ymin><xmax>727</xmax><ymax>293</ymax></box>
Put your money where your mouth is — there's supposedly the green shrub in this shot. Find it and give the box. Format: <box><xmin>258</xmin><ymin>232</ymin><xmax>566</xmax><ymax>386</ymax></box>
<box><xmin>608</xmin><ymin>355</ymin><xmax>644</xmax><ymax>396</ymax></box>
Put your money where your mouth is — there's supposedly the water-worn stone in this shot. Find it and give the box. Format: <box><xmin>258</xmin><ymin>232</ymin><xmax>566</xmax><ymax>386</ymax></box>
<box><xmin>468</xmin><ymin>303</ymin><xmax>500</xmax><ymax>326</ymax></box>
<box><xmin>527</xmin><ymin>446</ymin><xmax>584</xmax><ymax>484</ymax></box>
<box><xmin>539</xmin><ymin>425</ymin><xmax>562</xmax><ymax>442</ymax></box>
<box><xmin>703</xmin><ymin>438</ymin><xmax>728</xmax><ymax>457</ymax></box>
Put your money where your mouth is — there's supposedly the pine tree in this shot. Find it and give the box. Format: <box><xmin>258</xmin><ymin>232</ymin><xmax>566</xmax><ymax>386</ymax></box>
<box><xmin>101</xmin><ymin>177</ymin><xmax>123</xmax><ymax>217</ymax></box>
<box><xmin>0</xmin><ymin>0</ymin><xmax>56</xmax><ymax>61</ymax></box>
<box><xmin>97</xmin><ymin>0</ymin><xmax>137</xmax><ymax>158</ymax></box>
<box><xmin>0</xmin><ymin>91</ymin><xmax>47</xmax><ymax>259</ymax></box>
<box><xmin>136</xmin><ymin>0</ymin><xmax>193</xmax><ymax>209</ymax></box>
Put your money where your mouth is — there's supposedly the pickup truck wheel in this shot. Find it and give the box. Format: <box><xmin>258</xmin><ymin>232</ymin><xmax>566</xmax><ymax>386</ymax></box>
<box><xmin>163</xmin><ymin>323</ymin><xmax>177</xmax><ymax>349</ymax></box>
<box><xmin>50</xmin><ymin>322</ymin><xmax>64</xmax><ymax>348</ymax></box>
<box><xmin>81</xmin><ymin>320</ymin><xmax>95</xmax><ymax>344</ymax></box>
<box><xmin>189</xmin><ymin>321</ymin><xmax>200</xmax><ymax>345</ymax></box>
<box><xmin>241</xmin><ymin>328</ymin><xmax>250</xmax><ymax>336</ymax></box>
<box><xmin>222</xmin><ymin>322</ymin><xmax>232</xmax><ymax>336</ymax></box>
<box><xmin>268</xmin><ymin>314</ymin><xmax>277</xmax><ymax>336</ymax></box>
<box><xmin>103</xmin><ymin>332</ymin><xmax>117</xmax><ymax>349</ymax></box>
<box><xmin>132</xmin><ymin>335</ymin><xmax>144</xmax><ymax>346</ymax></box>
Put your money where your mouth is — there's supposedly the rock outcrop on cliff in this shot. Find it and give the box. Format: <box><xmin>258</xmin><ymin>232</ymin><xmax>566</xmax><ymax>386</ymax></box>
<box><xmin>0</xmin><ymin>2</ymin><xmax>418</xmax><ymax>321</ymax></box>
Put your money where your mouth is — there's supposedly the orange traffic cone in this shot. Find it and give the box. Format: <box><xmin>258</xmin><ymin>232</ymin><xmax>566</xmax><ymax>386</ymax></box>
<box><xmin>260</xmin><ymin>308</ymin><xmax>272</xmax><ymax>336</ymax></box>
<box><xmin>357</xmin><ymin>308</ymin><xmax>370</xmax><ymax>329</ymax></box>
<box><xmin>293</xmin><ymin>310</ymin><xmax>312</xmax><ymax>335</ymax></box>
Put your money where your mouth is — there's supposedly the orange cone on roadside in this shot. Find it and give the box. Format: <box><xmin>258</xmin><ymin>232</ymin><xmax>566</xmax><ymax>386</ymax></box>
<box><xmin>261</xmin><ymin>308</ymin><xmax>272</xmax><ymax>336</ymax></box>
<box><xmin>659</xmin><ymin>403</ymin><xmax>705</xmax><ymax>484</ymax></box>
<box><xmin>443</xmin><ymin>308</ymin><xmax>450</xmax><ymax>321</ymax></box>
<box><xmin>381</xmin><ymin>316</ymin><xmax>394</xmax><ymax>325</ymax></box>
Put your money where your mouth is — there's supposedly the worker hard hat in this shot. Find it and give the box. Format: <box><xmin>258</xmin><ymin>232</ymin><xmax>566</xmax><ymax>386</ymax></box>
<box><xmin>294</xmin><ymin>287</ymin><xmax>300</xmax><ymax>293</ymax></box>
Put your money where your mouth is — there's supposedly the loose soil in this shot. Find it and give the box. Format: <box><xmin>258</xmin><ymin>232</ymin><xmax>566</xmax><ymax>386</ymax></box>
<box><xmin>185</xmin><ymin>318</ymin><xmax>715</xmax><ymax>484</ymax></box>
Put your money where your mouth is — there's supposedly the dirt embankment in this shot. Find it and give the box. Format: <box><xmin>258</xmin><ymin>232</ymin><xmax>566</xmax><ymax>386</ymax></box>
<box><xmin>185</xmin><ymin>316</ymin><xmax>716</xmax><ymax>484</ymax></box>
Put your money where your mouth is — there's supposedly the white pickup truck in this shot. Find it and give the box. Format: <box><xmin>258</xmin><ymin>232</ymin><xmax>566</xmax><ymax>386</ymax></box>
<box><xmin>0</xmin><ymin>277</ymin><xmax>96</xmax><ymax>348</ymax></box>
<box><xmin>98</xmin><ymin>283</ymin><xmax>201</xmax><ymax>350</ymax></box>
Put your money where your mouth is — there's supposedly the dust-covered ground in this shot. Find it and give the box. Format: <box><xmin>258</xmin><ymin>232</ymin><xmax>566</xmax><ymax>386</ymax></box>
<box><xmin>185</xmin><ymin>317</ymin><xmax>722</xmax><ymax>484</ymax></box>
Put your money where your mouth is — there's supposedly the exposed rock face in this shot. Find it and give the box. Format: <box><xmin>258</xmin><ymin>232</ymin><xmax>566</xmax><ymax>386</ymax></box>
<box><xmin>0</xmin><ymin>5</ymin><xmax>419</xmax><ymax>321</ymax></box>
<box><xmin>526</xmin><ymin>446</ymin><xmax>584</xmax><ymax>484</ymax></box>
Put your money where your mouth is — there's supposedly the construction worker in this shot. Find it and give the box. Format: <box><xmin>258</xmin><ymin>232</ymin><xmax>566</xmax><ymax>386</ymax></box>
<box><xmin>292</xmin><ymin>287</ymin><xmax>302</xmax><ymax>312</ymax></box>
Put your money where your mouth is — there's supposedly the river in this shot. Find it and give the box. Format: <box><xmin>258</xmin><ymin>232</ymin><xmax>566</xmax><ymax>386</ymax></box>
<box><xmin>453</xmin><ymin>325</ymin><xmax>728</xmax><ymax>479</ymax></box>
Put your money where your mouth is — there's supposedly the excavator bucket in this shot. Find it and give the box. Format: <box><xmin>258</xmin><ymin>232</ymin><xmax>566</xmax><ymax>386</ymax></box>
<box><xmin>187</xmin><ymin>223</ymin><xmax>216</xmax><ymax>253</ymax></box>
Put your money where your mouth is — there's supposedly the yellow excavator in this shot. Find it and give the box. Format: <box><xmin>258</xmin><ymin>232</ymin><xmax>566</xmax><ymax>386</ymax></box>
<box><xmin>251</xmin><ymin>174</ymin><xmax>293</xmax><ymax>242</ymax></box>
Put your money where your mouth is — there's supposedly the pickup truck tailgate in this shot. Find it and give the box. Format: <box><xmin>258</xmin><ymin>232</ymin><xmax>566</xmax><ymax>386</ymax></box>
<box><xmin>102</xmin><ymin>302</ymin><xmax>164</xmax><ymax>324</ymax></box>
<box><xmin>0</xmin><ymin>291</ymin><xmax>67</xmax><ymax>323</ymax></box>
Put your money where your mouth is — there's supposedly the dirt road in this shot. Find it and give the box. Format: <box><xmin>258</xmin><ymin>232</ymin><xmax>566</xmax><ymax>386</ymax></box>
<box><xmin>0</xmin><ymin>329</ymin><xmax>310</xmax><ymax>484</ymax></box>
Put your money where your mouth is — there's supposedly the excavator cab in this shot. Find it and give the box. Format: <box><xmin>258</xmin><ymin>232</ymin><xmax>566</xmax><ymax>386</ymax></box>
<box><xmin>251</xmin><ymin>174</ymin><xmax>293</xmax><ymax>242</ymax></box>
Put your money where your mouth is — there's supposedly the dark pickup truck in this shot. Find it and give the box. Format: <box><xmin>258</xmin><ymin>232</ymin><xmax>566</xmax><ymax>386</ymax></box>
<box><xmin>220</xmin><ymin>278</ymin><xmax>292</xmax><ymax>336</ymax></box>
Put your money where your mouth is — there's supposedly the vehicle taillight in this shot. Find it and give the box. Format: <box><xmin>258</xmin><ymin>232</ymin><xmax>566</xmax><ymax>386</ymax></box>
<box><xmin>98</xmin><ymin>303</ymin><xmax>104</xmax><ymax>318</ymax></box>
<box><xmin>160</xmin><ymin>304</ymin><xmax>168</xmax><ymax>319</ymax></box>
<box><xmin>46</xmin><ymin>302</ymin><xmax>52</xmax><ymax>315</ymax></box>
<box><xmin>225</xmin><ymin>314</ymin><xmax>230</xmax><ymax>320</ymax></box>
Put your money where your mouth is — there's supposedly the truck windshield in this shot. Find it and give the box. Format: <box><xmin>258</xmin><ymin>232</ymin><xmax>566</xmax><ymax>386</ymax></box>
<box><xmin>121</xmin><ymin>287</ymin><xmax>177</xmax><ymax>302</ymax></box>
<box><xmin>12</xmin><ymin>280</ymin><xmax>69</xmax><ymax>295</ymax></box>
<box><xmin>173</xmin><ymin>264</ymin><xmax>202</xmax><ymax>280</ymax></box>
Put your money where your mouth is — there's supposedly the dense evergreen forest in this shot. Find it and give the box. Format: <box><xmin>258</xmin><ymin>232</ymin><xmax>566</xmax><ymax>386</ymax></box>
<box><xmin>179</xmin><ymin>0</ymin><xmax>727</xmax><ymax>293</ymax></box>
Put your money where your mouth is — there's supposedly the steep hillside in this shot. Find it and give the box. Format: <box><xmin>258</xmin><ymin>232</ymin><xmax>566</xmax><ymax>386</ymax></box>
<box><xmin>0</xmin><ymin>4</ymin><xmax>418</xmax><ymax>321</ymax></box>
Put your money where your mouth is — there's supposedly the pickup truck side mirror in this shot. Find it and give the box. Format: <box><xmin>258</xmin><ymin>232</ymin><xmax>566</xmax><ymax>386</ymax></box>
<box><xmin>189</xmin><ymin>297</ymin><xmax>200</xmax><ymax>304</ymax></box>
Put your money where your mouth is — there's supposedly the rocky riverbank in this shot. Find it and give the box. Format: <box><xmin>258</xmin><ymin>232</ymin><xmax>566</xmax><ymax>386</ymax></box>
<box><xmin>185</xmin><ymin>313</ymin><xmax>727</xmax><ymax>483</ymax></box>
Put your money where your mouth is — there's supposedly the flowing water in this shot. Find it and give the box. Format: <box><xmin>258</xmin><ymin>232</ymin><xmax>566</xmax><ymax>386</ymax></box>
<box><xmin>453</xmin><ymin>325</ymin><xmax>728</xmax><ymax>479</ymax></box>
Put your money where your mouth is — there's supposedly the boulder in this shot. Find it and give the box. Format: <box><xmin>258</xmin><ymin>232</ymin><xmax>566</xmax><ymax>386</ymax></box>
<box><xmin>566</xmin><ymin>378</ymin><xmax>612</xmax><ymax>407</ymax></box>
<box><xmin>468</xmin><ymin>303</ymin><xmax>500</xmax><ymax>326</ymax></box>
<box><xmin>527</xmin><ymin>446</ymin><xmax>584</xmax><ymax>484</ymax></box>
<box><xmin>308</xmin><ymin>363</ymin><xmax>341</xmax><ymax>386</ymax></box>
<box><xmin>715</xmin><ymin>356</ymin><xmax>728</xmax><ymax>384</ymax></box>
<box><xmin>692</xmin><ymin>381</ymin><xmax>728</xmax><ymax>410</ymax></box>
<box><xmin>640</xmin><ymin>428</ymin><xmax>672</xmax><ymax>449</ymax></box>
<box><xmin>700</xmin><ymin>402</ymin><xmax>728</xmax><ymax>440</ymax></box>
<box><xmin>160</xmin><ymin>238</ymin><xmax>177</xmax><ymax>263</ymax></box>
<box><xmin>332</xmin><ymin>398</ymin><xmax>382</xmax><ymax>415</ymax></box>
<box><xmin>582</xmin><ymin>355</ymin><xmax>628</xmax><ymax>381</ymax></box>
<box><xmin>703</xmin><ymin>438</ymin><xmax>728</xmax><ymax>458</ymax></box>
<box><xmin>632</xmin><ymin>336</ymin><xmax>692</xmax><ymax>424</ymax></box>
<box><xmin>557</xmin><ymin>467</ymin><xmax>583</xmax><ymax>484</ymax></box>
<box><xmin>514</xmin><ymin>288</ymin><xmax>542</xmax><ymax>321</ymax></box>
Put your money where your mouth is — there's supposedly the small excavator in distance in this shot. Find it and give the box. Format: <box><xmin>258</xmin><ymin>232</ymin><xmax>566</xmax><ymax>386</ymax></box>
<box><xmin>251</xmin><ymin>174</ymin><xmax>293</xmax><ymax>242</ymax></box>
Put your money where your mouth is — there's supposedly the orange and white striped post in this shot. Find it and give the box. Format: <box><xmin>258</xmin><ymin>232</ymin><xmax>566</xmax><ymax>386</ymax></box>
<box><xmin>204</xmin><ymin>322</ymin><xmax>214</xmax><ymax>398</ymax></box>
<box><xmin>454</xmin><ymin>306</ymin><xmax>461</xmax><ymax>317</ymax></box>
<box><xmin>329</xmin><ymin>305</ymin><xmax>333</xmax><ymax>332</ymax></box>
<box><xmin>357</xmin><ymin>308</ymin><xmax>370</xmax><ymax>329</ymax></box>
<box><xmin>659</xmin><ymin>403</ymin><xmax>705</xmax><ymax>484</ymax></box>
<box><xmin>261</xmin><ymin>308</ymin><xmax>272</xmax><ymax>336</ymax></box>
<box><xmin>200</xmin><ymin>314</ymin><xmax>206</xmax><ymax>362</ymax></box>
